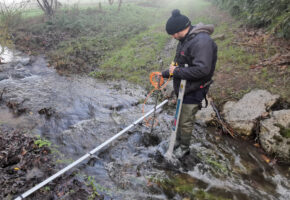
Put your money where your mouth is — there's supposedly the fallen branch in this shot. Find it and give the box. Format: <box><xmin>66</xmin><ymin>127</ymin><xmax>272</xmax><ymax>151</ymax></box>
<box><xmin>210</xmin><ymin>101</ymin><xmax>235</xmax><ymax>138</ymax></box>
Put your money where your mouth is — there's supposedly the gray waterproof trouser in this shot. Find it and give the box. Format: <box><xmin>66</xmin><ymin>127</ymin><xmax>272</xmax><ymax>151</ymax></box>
<box><xmin>177</xmin><ymin>104</ymin><xmax>200</xmax><ymax>147</ymax></box>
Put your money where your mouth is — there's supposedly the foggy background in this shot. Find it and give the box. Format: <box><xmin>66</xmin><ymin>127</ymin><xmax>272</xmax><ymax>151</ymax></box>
<box><xmin>0</xmin><ymin>0</ymin><xmax>115</xmax><ymax>9</ymax></box>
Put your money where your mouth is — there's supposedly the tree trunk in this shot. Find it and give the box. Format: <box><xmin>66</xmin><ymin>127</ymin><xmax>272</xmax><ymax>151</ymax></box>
<box><xmin>108</xmin><ymin>0</ymin><xmax>114</xmax><ymax>5</ymax></box>
<box><xmin>99</xmin><ymin>2</ymin><xmax>102</xmax><ymax>11</ymax></box>
<box><xmin>36</xmin><ymin>0</ymin><xmax>59</xmax><ymax>17</ymax></box>
<box><xmin>118</xmin><ymin>0</ymin><xmax>122</xmax><ymax>11</ymax></box>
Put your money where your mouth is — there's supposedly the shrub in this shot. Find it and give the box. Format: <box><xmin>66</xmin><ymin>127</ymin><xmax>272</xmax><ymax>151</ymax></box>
<box><xmin>210</xmin><ymin>0</ymin><xmax>290</xmax><ymax>38</ymax></box>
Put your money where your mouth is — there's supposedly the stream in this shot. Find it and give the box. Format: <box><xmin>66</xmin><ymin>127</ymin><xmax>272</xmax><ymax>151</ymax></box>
<box><xmin>0</xmin><ymin>47</ymin><xmax>289</xmax><ymax>200</ymax></box>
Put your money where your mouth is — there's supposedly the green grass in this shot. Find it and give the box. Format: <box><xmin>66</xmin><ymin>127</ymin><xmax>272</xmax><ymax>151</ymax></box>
<box><xmin>44</xmin><ymin>0</ymin><xmax>217</xmax><ymax>81</ymax></box>
<box><xmin>214</xmin><ymin>23</ymin><xmax>258</xmax><ymax>71</ymax></box>
<box><xmin>42</xmin><ymin>3</ymin><xmax>161</xmax><ymax>73</ymax></box>
<box><xmin>91</xmin><ymin>26</ymin><xmax>170</xmax><ymax>88</ymax></box>
<box><xmin>87</xmin><ymin>176</ymin><xmax>100</xmax><ymax>200</ymax></box>
<box><xmin>208</xmin><ymin>19</ymin><xmax>289</xmax><ymax>103</ymax></box>
<box><xmin>275</xmin><ymin>124</ymin><xmax>290</xmax><ymax>138</ymax></box>
<box><xmin>21</xmin><ymin>2</ymin><xmax>107</xmax><ymax>19</ymax></box>
<box><xmin>22</xmin><ymin>9</ymin><xmax>43</xmax><ymax>18</ymax></box>
<box><xmin>206</xmin><ymin>158</ymin><xmax>228</xmax><ymax>173</ymax></box>
<box><xmin>86</xmin><ymin>175</ymin><xmax>113</xmax><ymax>199</ymax></box>
<box><xmin>55</xmin><ymin>158</ymin><xmax>74</xmax><ymax>164</ymax></box>
<box><xmin>13</xmin><ymin>0</ymin><xmax>289</xmax><ymax>101</ymax></box>
<box><xmin>89</xmin><ymin>0</ymin><xmax>224</xmax><ymax>88</ymax></box>
<box><xmin>34</xmin><ymin>135</ymin><xmax>51</xmax><ymax>148</ymax></box>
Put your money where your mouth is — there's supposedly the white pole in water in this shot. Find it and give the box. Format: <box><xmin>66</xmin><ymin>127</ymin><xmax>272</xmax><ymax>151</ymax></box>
<box><xmin>14</xmin><ymin>100</ymin><xmax>168</xmax><ymax>200</ymax></box>
<box><xmin>165</xmin><ymin>64</ymin><xmax>188</xmax><ymax>159</ymax></box>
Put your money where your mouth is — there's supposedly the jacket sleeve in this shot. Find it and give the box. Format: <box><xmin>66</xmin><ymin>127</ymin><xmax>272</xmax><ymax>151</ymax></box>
<box><xmin>173</xmin><ymin>34</ymin><xmax>213</xmax><ymax>80</ymax></box>
<box><xmin>161</xmin><ymin>69</ymin><xmax>170</xmax><ymax>78</ymax></box>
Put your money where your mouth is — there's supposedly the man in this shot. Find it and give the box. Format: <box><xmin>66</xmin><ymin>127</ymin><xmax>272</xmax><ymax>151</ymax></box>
<box><xmin>161</xmin><ymin>9</ymin><xmax>217</xmax><ymax>158</ymax></box>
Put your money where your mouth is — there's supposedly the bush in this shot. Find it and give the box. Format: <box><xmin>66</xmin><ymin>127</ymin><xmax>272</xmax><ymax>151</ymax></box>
<box><xmin>210</xmin><ymin>0</ymin><xmax>290</xmax><ymax>38</ymax></box>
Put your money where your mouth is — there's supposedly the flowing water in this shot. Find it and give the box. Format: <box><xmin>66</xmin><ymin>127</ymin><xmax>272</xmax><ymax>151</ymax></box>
<box><xmin>0</xmin><ymin>48</ymin><xmax>289</xmax><ymax>199</ymax></box>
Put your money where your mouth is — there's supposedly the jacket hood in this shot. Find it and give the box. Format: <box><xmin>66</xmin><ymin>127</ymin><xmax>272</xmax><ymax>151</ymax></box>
<box><xmin>188</xmin><ymin>23</ymin><xmax>214</xmax><ymax>36</ymax></box>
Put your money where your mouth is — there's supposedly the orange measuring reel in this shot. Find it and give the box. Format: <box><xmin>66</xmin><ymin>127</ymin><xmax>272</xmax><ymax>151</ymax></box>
<box><xmin>149</xmin><ymin>72</ymin><xmax>164</xmax><ymax>89</ymax></box>
<box><xmin>143</xmin><ymin>71</ymin><xmax>171</xmax><ymax>127</ymax></box>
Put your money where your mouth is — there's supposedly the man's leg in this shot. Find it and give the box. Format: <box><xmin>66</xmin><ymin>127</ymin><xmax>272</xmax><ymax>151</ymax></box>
<box><xmin>178</xmin><ymin>104</ymin><xmax>199</xmax><ymax>148</ymax></box>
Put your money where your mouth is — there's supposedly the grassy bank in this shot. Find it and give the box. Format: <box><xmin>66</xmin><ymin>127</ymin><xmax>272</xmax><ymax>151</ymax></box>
<box><xmin>90</xmin><ymin>0</ymin><xmax>214</xmax><ymax>89</ymax></box>
<box><xmin>7</xmin><ymin>0</ymin><xmax>290</xmax><ymax>100</ymax></box>
<box><xmin>211</xmin><ymin>19</ymin><xmax>289</xmax><ymax>103</ymax></box>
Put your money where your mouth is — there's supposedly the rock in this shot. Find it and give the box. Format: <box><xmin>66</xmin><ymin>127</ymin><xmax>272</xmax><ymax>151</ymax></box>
<box><xmin>38</xmin><ymin>107</ymin><xmax>56</xmax><ymax>118</ymax></box>
<box><xmin>6</xmin><ymin>98</ymin><xmax>28</xmax><ymax>115</ymax></box>
<box><xmin>0</xmin><ymin>74</ymin><xmax>9</xmax><ymax>81</ymax></box>
<box><xmin>14</xmin><ymin>63</ymin><xmax>24</xmax><ymax>70</ymax></box>
<box><xmin>259</xmin><ymin>110</ymin><xmax>290</xmax><ymax>161</ymax></box>
<box><xmin>195</xmin><ymin>99</ymin><xmax>215</xmax><ymax>125</ymax></box>
<box><xmin>104</xmin><ymin>103</ymin><xmax>124</xmax><ymax>111</ymax></box>
<box><xmin>19</xmin><ymin>57</ymin><xmax>30</xmax><ymax>66</ymax></box>
<box><xmin>11</xmin><ymin>70</ymin><xmax>31</xmax><ymax>79</ymax></box>
<box><xmin>223</xmin><ymin>90</ymin><xmax>279</xmax><ymax>136</ymax></box>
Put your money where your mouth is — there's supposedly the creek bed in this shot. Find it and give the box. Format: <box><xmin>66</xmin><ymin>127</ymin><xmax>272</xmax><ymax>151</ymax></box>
<box><xmin>0</xmin><ymin>49</ymin><xmax>289</xmax><ymax>199</ymax></box>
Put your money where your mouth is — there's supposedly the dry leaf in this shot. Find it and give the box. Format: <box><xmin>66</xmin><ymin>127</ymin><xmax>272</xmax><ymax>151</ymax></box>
<box><xmin>21</xmin><ymin>148</ymin><xmax>27</xmax><ymax>156</ymax></box>
<box><xmin>254</xmin><ymin>143</ymin><xmax>260</xmax><ymax>148</ymax></box>
<box><xmin>261</xmin><ymin>154</ymin><xmax>271</xmax><ymax>163</ymax></box>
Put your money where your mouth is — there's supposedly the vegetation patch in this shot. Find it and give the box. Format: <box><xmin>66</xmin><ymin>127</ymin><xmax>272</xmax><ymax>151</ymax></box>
<box><xmin>34</xmin><ymin>135</ymin><xmax>51</xmax><ymax>148</ymax></box>
<box><xmin>86</xmin><ymin>175</ymin><xmax>113</xmax><ymax>199</ymax></box>
<box><xmin>86</xmin><ymin>176</ymin><xmax>100</xmax><ymax>200</ymax></box>
<box><xmin>13</xmin><ymin>3</ymin><xmax>160</xmax><ymax>74</ymax></box>
<box><xmin>2</xmin><ymin>0</ymin><xmax>289</xmax><ymax>103</ymax></box>
<box><xmin>210</xmin><ymin>0</ymin><xmax>290</xmax><ymax>39</ymax></box>
<box><xmin>0</xmin><ymin>128</ymin><xmax>54</xmax><ymax>199</ymax></box>
<box><xmin>275</xmin><ymin>123</ymin><xmax>290</xmax><ymax>138</ymax></box>
<box><xmin>152</xmin><ymin>173</ymin><xmax>230</xmax><ymax>200</ymax></box>
<box><xmin>91</xmin><ymin>26</ymin><xmax>170</xmax><ymax>88</ymax></box>
<box><xmin>208</xmin><ymin>13</ymin><xmax>289</xmax><ymax>105</ymax></box>
<box><xmin>206</xmin><ymin>158</ymin><xmax>228</xmax><ymax>173</ymax></box>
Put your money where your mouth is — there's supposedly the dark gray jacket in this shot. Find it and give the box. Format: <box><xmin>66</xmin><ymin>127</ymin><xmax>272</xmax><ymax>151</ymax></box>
<box><xmin>162</xmin><ymin>23</ymin><xmax>217</xmax><ymax>104</ymax></box>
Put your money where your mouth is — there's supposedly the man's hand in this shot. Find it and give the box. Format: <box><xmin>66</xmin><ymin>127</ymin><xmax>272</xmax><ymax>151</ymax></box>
<box><xmin>169</xmin><ymin>64</ymin><xmax>177</xmax><ymax>76</ymax></box>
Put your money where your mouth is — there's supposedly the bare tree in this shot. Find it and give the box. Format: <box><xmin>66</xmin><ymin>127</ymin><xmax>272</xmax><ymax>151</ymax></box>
<box><xmin>99</xmin><ymin>2</ymin><xmax>102</xmax><ymax>11</ymax></box>
<box><xmin>36</xmin><ymin>0</ymin><xmax>62</xmax><ymax>17</ymax></box>
<box><xmin>0</xmin><ymin>0</ymin><xmax>30</xmax><ymax>25</ymax></box>
<box><xmin>108</xmin><ymin>0</ymin><xmax>114</xmax><ymax>5</ymax></box>
<box><xmin>118</xmin><ymin>0</ymin><xmax>122</xmax><ymax>11</ymax></box>
<box><xmin>107</xmin><ymin>0</ymin><xmax>122</xmax><ymax>11</ymax></box>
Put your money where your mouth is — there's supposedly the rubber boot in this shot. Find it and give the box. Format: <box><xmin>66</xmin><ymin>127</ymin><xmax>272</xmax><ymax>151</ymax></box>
<box><xmin>174</xmin><ymin>144</ymin><xmax>190</xmax><ymax>159</ymax></box>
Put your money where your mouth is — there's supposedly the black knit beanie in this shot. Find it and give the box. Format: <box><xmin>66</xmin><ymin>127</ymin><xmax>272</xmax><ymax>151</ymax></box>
<box><xmin>166</xmin><ymin>9</ymin><xmax>191</xmax><ymax>35</ymax></box>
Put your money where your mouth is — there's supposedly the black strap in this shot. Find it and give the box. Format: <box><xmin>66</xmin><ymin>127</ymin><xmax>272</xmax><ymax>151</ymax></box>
<box><xmin>205</xmin><ymin>95</ymin><xmax>209</xmax><ymax>107</ymax></box>
<box><xmin>200</xmin><ymin>80</ymin><xmax>213</xmax><ymax>108</ymax></box>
